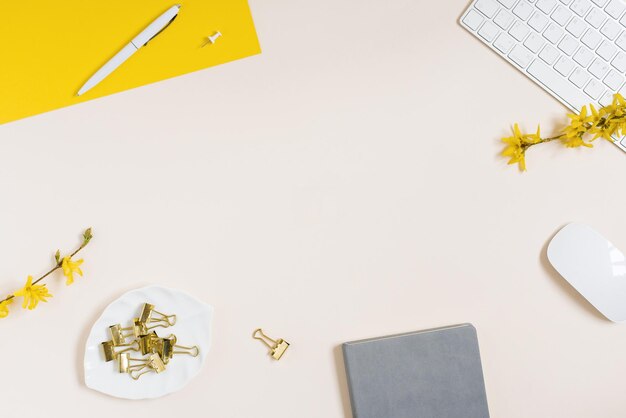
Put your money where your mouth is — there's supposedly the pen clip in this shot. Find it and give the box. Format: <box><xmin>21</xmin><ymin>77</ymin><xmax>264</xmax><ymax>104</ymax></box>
<box><xmin>144</xmin><ymin>14</ymin><xmax>178</xmax><ymax>46</ymax></box>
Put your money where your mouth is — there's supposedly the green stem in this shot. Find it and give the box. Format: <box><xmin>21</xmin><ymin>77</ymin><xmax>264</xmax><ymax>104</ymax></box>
<box><xmin>522</xmin><ymin>134</ymin><xmax>565</xmax><ymax>152</ymax></box>
<box><xmin>541</xmin><ymin>134</ymin><xmax>566</xmax><ymax>142</ymax></box>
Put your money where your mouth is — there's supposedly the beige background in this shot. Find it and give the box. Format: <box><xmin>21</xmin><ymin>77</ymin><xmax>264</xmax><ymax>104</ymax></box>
<box><xmin>2</xmin><ymin>0</ymin><xmax>626</xmax><ymax>416</ymax></box>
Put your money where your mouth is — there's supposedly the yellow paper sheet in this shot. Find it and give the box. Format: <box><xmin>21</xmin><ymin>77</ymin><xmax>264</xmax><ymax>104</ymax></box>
<box><xmin>0</xmin><ymin>1</ymin><xmax>260</xmax><ymax>124</ymax></box>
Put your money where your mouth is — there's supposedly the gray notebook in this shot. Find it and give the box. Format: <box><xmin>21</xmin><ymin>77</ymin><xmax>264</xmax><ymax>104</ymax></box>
<box><xmin>342</xmin><ymin>324</ymin><xmax>490</xmax><ymax>418</ymax></box>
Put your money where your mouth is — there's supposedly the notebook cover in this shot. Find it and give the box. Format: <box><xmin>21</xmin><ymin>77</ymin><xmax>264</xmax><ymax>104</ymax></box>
<box><xmin>342</xmin><ymin>324</ymin><xmax>490</xmax><ymax>418</ymax></box>
<box><xmin>0</xmin><ymin>1</ymin><xmax>260</xmax><ymax>124</ymax></box>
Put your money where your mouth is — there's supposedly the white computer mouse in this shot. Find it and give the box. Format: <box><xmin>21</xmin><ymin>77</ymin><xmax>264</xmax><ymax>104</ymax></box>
<box><xmin>547</xmin><ymin>223</ymin><xmax>626</xmax><ymax>322</ymax></box>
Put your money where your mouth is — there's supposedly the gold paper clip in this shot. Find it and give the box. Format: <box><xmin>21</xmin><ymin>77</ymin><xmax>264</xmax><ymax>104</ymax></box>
<box><xmin>253</xmin><ymin>328</ymin><xmax>290</xmax><ymax>360</ymax></box>
<box><xmin>127</xmin><ymin>353</ymin><xmax>167</xmax><ymax>380</ymax></box>
<box><xmin>159</xmin><ymin>335</ymin><xmax>199</xmax><ymax>363</ymax></box>
<box><xmin>101</xmin><ymin>340</ymin><xmax>139</xmax><ymax>362</ymax></box>
<box><xmin>139</xmin><ymin>303</ymin><xmax>177</xmax><ymax>327</ymax></box>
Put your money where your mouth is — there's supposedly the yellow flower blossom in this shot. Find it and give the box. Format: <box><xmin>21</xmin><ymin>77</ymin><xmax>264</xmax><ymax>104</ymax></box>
<box><xmin>501</xmin><ymin>124</ymin><xmax>541</xmax><ymax>171</ymax></box>
<box><xmin>62</xmin><ymin>256</ymin><xmax>84</xmax><ymax>285</ymax></box>
<box><xmin>607</xmin><ymin>93</ymin><xmax>626</xmax><ymax>117</ymax></box>
<box><xmin>0</xmin><ymin>297</ymin><xmax>13</xmax><ymax>318</ymax></box>
<box><xmin>13</xmin><ymin>276</ymin><xmax>53</xmax><ymax>310</ymax></box>
<box><xmin>504</xmin><ymin>94</ymin><xmax>626</xmax><ymax>171</ymax></box>
<box><xmin>586</xmin><ymin>104</ymin><xmax>609</xmax><ymax>141</ymax></box>
<box><xmin>561</xmin><ymin>105</ymin><xmax>594</xmax><ymax>148</ymax></box>
<box><xmin>593</xmin><ymin>94</ymin><xmax>626</xmax><ymax>140</ymax></box>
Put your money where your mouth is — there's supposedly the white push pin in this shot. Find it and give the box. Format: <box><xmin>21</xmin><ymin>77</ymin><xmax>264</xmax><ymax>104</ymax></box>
<box><xmin>203</xmin><ymin>31</ymin><xmax>222</xmax><ymax>47</ymax></box>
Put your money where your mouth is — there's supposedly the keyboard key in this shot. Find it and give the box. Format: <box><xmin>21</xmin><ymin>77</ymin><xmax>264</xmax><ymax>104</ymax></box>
<box><xmin>581</xmin><ymin>29</ymin><xmax>603</xmax><ymax>48</ymax></box>
<box><xmin>599</xmin><ymin>90</ymin><xmax>615</xmax><ymax>105</ymax></box>
<box><xmin>585</xmin><ymin>8</ymin><xmax>607</xmax><ymax>28</ymax></box>
<box><xmin>591</xmin><ymin>0</ymin><xmax>609</xmax><ymax>6</ymax></box>
<box><xmin>527</xmin><ymin>59</ymin><xmax>590</xmax><ymax>108</ymax></box>
<box><xmin>558</xmin><ymin>35</ymin><xmax>579</xmax><ymax>54</ymax></box>
<box><xmin>604</xmin><ymin>69</ymin><xmax>624</xmax><ymax>89</ymax></box>
<box><xmin>463</xmin><ymin>10</ymin><xmax>485</xmax><ymax>31</ymax></box>
<box><xmin>552</xmin><ymin>6</ymin><xmax>573</xmax><ymax>25</ymax></box>
<box><xmin>494</xmin><ymin>32</ymin><xmax>517</xmax><ymax>53</ymax></box>
<box><xmin>509</xmin><ymin>44</ymin><xmax>535</xmax><ymax>67</ymax></box>
<box><xmin>513</xmin><ymin>1</ymin><xmax>535</xmax><ymax>20</ymax></box>
<box><xmin>498</xmin><ymin>0</ymin><xmax>517</xmax><ymax>7</ymax></box>
<box><xmin>525</xmin><ymin>31</ymin><xmax>546</xmax><ymax>51</ymax></box>
<box><xmin>612</xmin><ymin>51</ymin><xmax>626</xmax><ymax>71</ymax></box>
<box><xmin>475</xmin><ymin>0</ymin><xmax>500</xmax><ymax>18</ymax></box>
<box><xmin>606</xmin><ymin>0</ymin><xmax>626</xmax><ymax>19</ymax></box>
<box><xmin>529</xmin><ymin>12</ymin><xmax>550</xmax><ymax>31</ymax></box>
<box><xmin>597</xmin><ymin>41</ymin><xmax>618</xmax><ymax>60</ymax></box>
<box><xmin>566</xmin><ymin>18</ymin><xmax>588</xmax><ymax>37</ymax></box>
<box><xmin>494</xmin><ymin>9</ymin><xmax>515</xmax><ymax>29</ymax></box>
<box><xmin>620</xmin><ymin>13</ymin><xmax>626</xmax><ymax>27</ymax></box>
<box><xmin>573</xmin><ymin>45</ymin><xmax>595</xmax><ymax>66</ymax></box>
<box><xmin>540</xmin><ymin>43</ymin><xmax>561</xmax><ymax>63</ymax></box>
<box><xmin>555</xmin><ymin>55</ymin><xmax>576</xmax><ymax>74</ymax></box>
<box><xmin>590</xmin><ymin>58</ymin><xmax>611</xmax><ymax>77</ymax></box>
<box><xmin>538</xmin><ymin>0</ymin><xmax>558</xmax><ymax>13</ymax></box>
<box><xmin>509</xmin><ymin>21</ymin><xmax>531</xmax><ymax>40</ymax></box>
<box><xmin>570</xmin><ymin>66</ymin><xmax>591</xmax><ymax>86</ymax></box>
<box><xmin>544</xmin><ymin>23</ymin><xmax>565</xmax><ymax>42</ymax></box>
<box><xmin>601</xmin><ymin>21</ymin><xmax>621</xmax><ymax>40</ymax></box>
<box><xmin>616</xmin><ymin>31</ymin><xmax>626</xmax><ymax>49</ymax></box>
<box><xmin>584</xmin><ymin>78</ymin><xmax>605</xmax><ymax>98</ymax></box>
<box><xmin>569</xmin><ymin>0</ymin><xmax>592</xmax><ymax>16</ymax></box>
<box><xmin>478</xmin><ymin>21</ymin><xmax>500</xmax><ymax>42</ymax></box>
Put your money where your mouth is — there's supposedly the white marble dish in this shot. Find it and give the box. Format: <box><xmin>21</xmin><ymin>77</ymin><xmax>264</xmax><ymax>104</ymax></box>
<box><xmin>84</xmin><ymin>285</ymin><xmax>213</xmax><ymax>399</ymax></box>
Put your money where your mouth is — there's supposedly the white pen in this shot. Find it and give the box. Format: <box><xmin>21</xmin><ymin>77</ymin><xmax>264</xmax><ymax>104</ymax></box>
<box><xmin>77</xmin><ymin>4</ymin><xmax>181</xmax><ymax>96</ymax></box>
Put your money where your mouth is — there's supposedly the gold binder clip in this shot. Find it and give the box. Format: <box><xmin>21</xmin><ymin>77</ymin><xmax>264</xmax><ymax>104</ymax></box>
<box><xmin>101</xmin><ymin>340</ymin><xmax>139</xmax><ymax>362</ymax></box>
<box><xmin>139</xmin><ymin>303</ymin><xmax>177</xmax><ymax>327</ymax></box>
<box><xmin>133</xmin><ymin>317</ymin><xmax>167</xmax><ymax>336</ymax></box>
<box><xmin>138</xmin><ymin>331</ymin><xmax>163</xmax><ymax>355</ymax></box>
<box><xmin>253</xmin><ymin>328</ymin><xmax>290</xmax><ymax>360</ymax></box>
<box><xmin>157</xmin><ymin>335</ymin><xmax>200</xmax><ymax>363</ymax></box>
<box><xmin>109</xmin><ymin>324</ymin><xmax>134</xmax><ymax>345</ymax></box>
<box><xmin>132</xmin><ymin>318</ymin><xmax>148</xmax><ymax>337</ymax></box>
<box><xmin>160</xmin><ymin>335</ymin><xmax>175</xmax><ymax>363</ymax></box>
<box><xmin>118</xmin><ymin>352</ymin><xmax>151</xmax><ymax>374</ymax></box>
<box><xmin>110</xmin><ymin>317</ymin><xmax>163</xmax><ymax>346</ymax></box>
<box><xmin>118</xmin><ymin>352</ymin><xmax>131</xmax><ymax>373</ymax></box>
<box><xmin>127</xmin><ymin>353</ymin><xmax>167</xmax><ymax>380</ymax></box>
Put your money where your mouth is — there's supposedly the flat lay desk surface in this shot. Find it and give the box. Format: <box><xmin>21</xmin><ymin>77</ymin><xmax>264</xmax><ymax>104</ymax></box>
<box><xmin>2</xmin><ymin>1</ymin><xmax>626</xmax><ymax>417</ymax></box>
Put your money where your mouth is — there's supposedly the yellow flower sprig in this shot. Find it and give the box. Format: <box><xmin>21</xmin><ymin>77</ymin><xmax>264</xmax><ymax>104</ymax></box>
<box><xmin>0</xmin><ymin>228</ymin><xmax>93</xmax><ymax>318</ymax></box>
<box><xmin>502</xmin><ymin>93</ymin><xmax>626</xmax><ymax>171</ymax></box>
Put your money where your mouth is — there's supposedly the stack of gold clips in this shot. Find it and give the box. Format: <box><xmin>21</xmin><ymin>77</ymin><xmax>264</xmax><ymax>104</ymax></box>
<box><xmin>101</xmin><ymin>302</ymin><xmax>200</xmax><ymax>380</ymax></box>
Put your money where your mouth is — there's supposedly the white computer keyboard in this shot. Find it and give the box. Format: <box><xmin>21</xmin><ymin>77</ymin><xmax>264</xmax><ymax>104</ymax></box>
<box><xmin>461</xmin><ymin>0</ymin><xmax>626</xmax><ymax>152</ymax></box>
